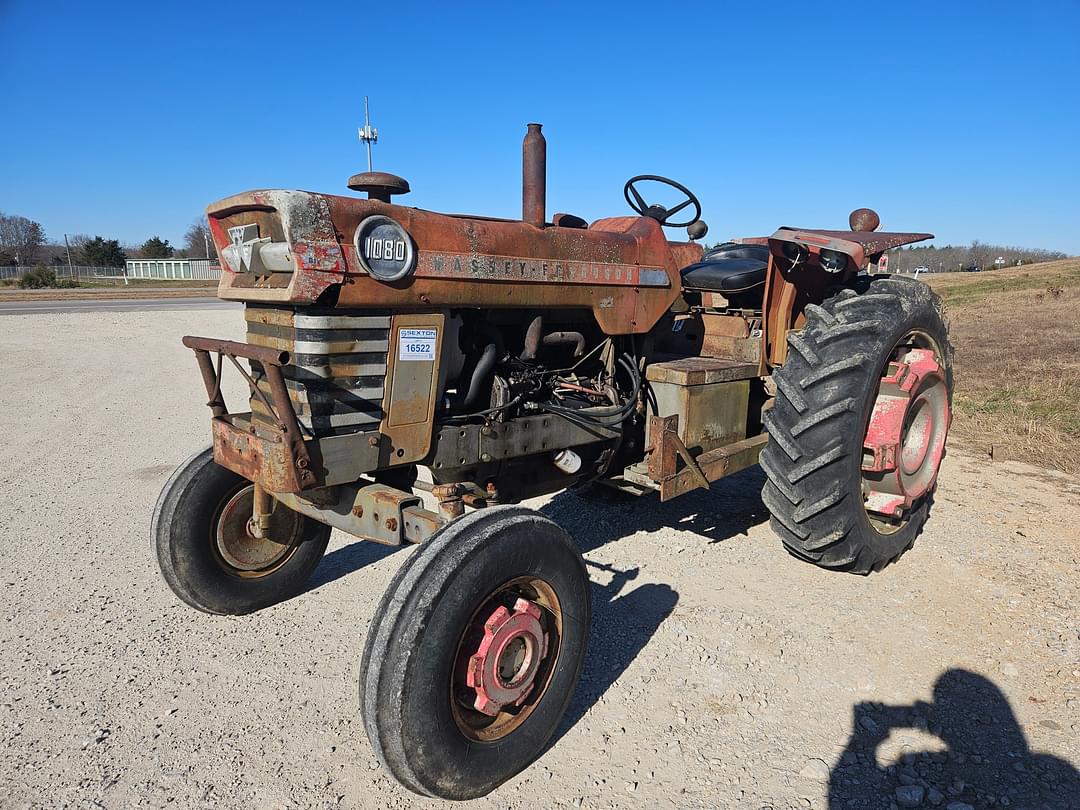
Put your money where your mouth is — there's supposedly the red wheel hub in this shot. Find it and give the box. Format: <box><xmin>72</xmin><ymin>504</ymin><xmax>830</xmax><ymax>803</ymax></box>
<box><xmin>464</xmin><ymin>597</ymin><xmax>548</xmax><ymax>717</ymax></box>
<box><xmin>862</xmin><ymin>348</ymin><xmax>950</xmax><ymax>519</ymax></box>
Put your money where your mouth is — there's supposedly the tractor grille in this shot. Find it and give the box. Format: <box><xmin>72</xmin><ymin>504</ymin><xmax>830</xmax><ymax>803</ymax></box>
<box><xmin>244</xmin><ymin>305</ymin><xmax>390</xmax><ymax>437</ymax></box>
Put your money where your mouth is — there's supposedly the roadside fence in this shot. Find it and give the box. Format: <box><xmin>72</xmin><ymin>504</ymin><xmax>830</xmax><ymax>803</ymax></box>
<box><xmin>0</xmin><ymin>260</ymin><xmax>222</xmax><ymax>282</ymax></box>
<box><xmin>1</xmin><ymin>265</ymin><xmax>128</xmax><ymax>280</ymax></box>
<box><xmin>126</xmin><ymin>259</ymin><xmax>222</xmax><ymax>280</ymax></box>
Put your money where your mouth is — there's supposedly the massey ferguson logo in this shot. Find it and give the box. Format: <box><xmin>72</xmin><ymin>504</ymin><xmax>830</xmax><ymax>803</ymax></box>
<box><xmin>228</xmin><ymin>224</ymin><xmax>258</xmax><ymax>249</ymax></box>
<box><xmin>225</xmin><ymin>224</ymin><xmax>260</xmax><ymax>271</ymax></box>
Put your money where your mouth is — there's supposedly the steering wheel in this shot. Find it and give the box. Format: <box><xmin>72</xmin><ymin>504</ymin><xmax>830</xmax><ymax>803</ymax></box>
<box><xmin>623</xmin><ymin>175</ymin><xmax>702</xmax><ymax>228</ymax></box>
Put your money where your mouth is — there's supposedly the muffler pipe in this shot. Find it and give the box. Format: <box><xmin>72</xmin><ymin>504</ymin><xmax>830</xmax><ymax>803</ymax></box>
<box><xmin>523</xmin><ymin>122</ymin><xmax>546</xmax><ymax>227</ymax></box>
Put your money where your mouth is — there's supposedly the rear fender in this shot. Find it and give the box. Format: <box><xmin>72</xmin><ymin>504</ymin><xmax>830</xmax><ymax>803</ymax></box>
<box><xmin>761</xmin><ymin>227</ymin><xmax>932</xmax><ymax>369</ymax></box>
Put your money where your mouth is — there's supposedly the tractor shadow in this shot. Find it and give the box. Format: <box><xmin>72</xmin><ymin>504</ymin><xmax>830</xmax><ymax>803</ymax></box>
<box><xmin>827</xmin><ymin>669</ymin><xmax>1080</xmax><ymax>809</ymax></box>
<box><xmin>542</xmin><ymin>464</ymin><xmax>770</xmax><ymax>555</ymax></box>
<box><xmin>306</xmin><ymin>466</ymin><xmax>769</xmax><ymax>595</ymax></box>
<box><xmin>305</xmin><ymin>535</ymin><xmax>401</xmax><ymax>591</ymax></box>
<box><xmin>543</xmin><ymin>465</ymin><xmax>769</xmax><ymax>746</ymax></box>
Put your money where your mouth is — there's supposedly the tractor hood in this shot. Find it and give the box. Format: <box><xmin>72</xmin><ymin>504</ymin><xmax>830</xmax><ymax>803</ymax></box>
<box><xmin>205</xmin><ymin>189</ymin><xmax>694</xmax><ymax>334</ymax></box>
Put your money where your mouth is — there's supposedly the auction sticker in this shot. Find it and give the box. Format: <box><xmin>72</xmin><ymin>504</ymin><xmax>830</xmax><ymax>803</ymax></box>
<box><xmin>398</xmin><ymin>328</ymin><xmax>437</xmax><ymax>361</ymax></box>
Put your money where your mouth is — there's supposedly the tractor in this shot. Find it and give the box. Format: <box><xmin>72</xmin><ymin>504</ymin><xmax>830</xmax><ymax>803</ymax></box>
<box><xmin>153</xmin><ymin>123</ymin><xmax>952</xmax><ymax>800</ymax></box>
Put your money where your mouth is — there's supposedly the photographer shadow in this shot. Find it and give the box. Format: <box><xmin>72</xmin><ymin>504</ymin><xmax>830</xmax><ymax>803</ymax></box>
<box><xmin>829</xmin><ymin>669</ymin><xmax>1079</xmax><ymax>809</ymax></box>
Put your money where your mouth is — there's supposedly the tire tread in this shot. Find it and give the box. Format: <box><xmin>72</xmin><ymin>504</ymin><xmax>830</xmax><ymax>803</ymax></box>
<box><xmin>759</xmin><ymin>277</ymin><xmax>953</xmax><ymax>574</ymax></box>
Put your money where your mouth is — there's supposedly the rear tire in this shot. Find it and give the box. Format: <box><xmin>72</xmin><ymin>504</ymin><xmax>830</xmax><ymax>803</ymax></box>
<box><xmin>359</xmin><ymin>506</ymin><xmax>590</xmax><ymax>800</ymax></box>
<box><xmin>152</xmin><ymin>447</ymin><xmax>331</xmax><ymax>614</ymax></box>
<box><xmin>760</xmin><ymin>276</ymin><xmax>953</xmax><ymax>573</ymax></box>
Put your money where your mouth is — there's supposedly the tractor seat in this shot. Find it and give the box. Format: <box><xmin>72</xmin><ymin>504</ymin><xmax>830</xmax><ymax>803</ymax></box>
<box><xmin>680</xmin><ymin>242</ymin><xmax>770</xmax><ymax>300</ymax></box>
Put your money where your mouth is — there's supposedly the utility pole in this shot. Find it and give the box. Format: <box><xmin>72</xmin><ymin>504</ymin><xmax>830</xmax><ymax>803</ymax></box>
<box><xmin>358</xmin><ymin>96</ymin><xmax>378</xmax><ymax>172</ymax></box>
<box><xmin>203</xmin><ymin>227</ymin><xmax>210</xmax><ymax>260</ymax></box>
<box><xmin>64</xmin><ymin>233</ymin><xmax>75</xmax><ymax>281</ymax></box>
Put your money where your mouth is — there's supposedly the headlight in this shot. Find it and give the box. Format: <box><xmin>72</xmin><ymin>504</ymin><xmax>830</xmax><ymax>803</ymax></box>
<box><xmin>222</xmin><ymin>223</ymin><xmax>294</xmax><ymax>274</ymax></box>
<box><xmin>354</xmin><ymin>215</ymin><xmax>416</xmax><ymax>281</ymax></box>
<box><xmin>820</xmin><ymin>248</ymin><xmax>848</xmax><ymax>273</ymax></box>
<box><xmin>781</xmin><ymin>241</ymin><xmax>807</xmax><ymax>264</ymax></box>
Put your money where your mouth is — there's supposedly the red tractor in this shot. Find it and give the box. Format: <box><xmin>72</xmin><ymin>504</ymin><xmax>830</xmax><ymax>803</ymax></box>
<box><xmin>154</xmin><ymin>123</ymin><xmax>952</xmax><ymax>799</ymax></box>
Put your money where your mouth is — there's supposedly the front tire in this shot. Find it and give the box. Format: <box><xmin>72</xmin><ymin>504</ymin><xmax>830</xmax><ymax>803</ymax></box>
<box><xmin>359</xmin><ymin>506</ymin><xmax>590</xmax><ymax>800</ymax></box>
<box><xmin>760</xmin><ymin>276</ymin><xmax>953</xmax><ymax>574</ymax></box>
<box><xmin>152</xmin><ymin>447</ymin><xmax>331</xmax><ymax>615</ymax></box>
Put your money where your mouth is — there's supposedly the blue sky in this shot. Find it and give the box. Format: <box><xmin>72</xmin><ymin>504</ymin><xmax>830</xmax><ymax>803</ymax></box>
<box><xmin>1</xmin><ymin>1</ymin><xmax>1078</xmax><ymax>253</ymax></box>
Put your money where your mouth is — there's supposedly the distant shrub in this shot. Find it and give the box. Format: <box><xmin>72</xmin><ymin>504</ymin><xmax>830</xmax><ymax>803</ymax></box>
<box><xmin>18</xmin><ymin>265</ymin><xmax>57</xmax><ymax>289</ymax></box>
<box><xmin>16</xmin><ymin>265</ymin><xmax>80</xmax><ymax>289</ymax></box>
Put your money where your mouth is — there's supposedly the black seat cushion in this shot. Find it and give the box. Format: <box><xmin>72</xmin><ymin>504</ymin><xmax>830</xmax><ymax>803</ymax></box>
<box><xmin>680</xmin><ymin>257</ymin><xmax>767</xmax><ymax>293</ymax></box>
<box><xmin>682</xmin><ymin>241</ymin><xmax>770</xmax><ymax>296</ymax></box>
<box><xmin>702</xmin><ymin>242</ymin><xmax>770</xmax><ymax>264</ymax></box>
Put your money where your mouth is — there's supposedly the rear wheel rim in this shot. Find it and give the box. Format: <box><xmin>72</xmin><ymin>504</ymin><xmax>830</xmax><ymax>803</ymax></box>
<box><xmin>212</xmin><ymin>485</ymin><xmax>304</xmax><ymax>577</ymax></box>
<box><xmin>450</xmin><ymin>576</ymin><xmax>563</xmax><ymax>742</ymax></box>
<box><xmin>861</xmin><ymin>329</ymin><xmax>950</xmax><ymax>534</ymax></box>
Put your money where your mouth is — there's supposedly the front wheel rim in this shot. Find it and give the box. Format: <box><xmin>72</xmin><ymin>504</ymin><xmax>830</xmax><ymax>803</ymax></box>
<box><xmin>861</xmin><ymin>330</ymin><xmax>950</xmax><ymax>533</ymax></box>
<box><xmin>213</xmin><ymin>485</ymin><xmax>303</xmax><ymax>577</ymax></box>
<box><xmin>450</xmin><ymin>576</ymin><xmax>563</xmax><ymax>742</ymax></box>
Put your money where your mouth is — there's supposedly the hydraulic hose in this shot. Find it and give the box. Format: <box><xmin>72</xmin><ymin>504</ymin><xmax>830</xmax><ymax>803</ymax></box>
<box><xmin>448</xmin><ymin>343</ymin><xmax>498</xmax><ymax>414</ymax></box>
<box><xmin>540</xmin><ymin>353</ymin><xmax>641</xmax><ymax>426</ymax></box>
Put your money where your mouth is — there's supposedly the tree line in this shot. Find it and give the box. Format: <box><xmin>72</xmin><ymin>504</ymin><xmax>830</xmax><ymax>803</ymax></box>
<box><xmin>888</xmin><ymin>241</ymin><xmax>1069</xmax><ymax>273</ymax></box>
<box><xmin>0</xmin><ymin>212</ymin><xmax>218</xmax><ymax>268</ymax></box>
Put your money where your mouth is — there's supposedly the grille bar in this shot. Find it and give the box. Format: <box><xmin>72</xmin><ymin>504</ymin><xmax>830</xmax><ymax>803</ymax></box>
<box><xmin>245</xmin><ymin>305</ymin><xmax>391</xmax><ymax>437</ymax></box>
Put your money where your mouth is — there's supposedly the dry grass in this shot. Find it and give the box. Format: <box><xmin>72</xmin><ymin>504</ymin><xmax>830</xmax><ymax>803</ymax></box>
<box><xmin>0</xmin><ymin>283</ymin><xmax>218</xmax><ymax>302</ymax></box>
<box><xmin>75</xmin><ymin>278</ymin><xmax>218</xmax><ymax>289</ymax></box>
<box><xmin>921</xmin><ymin>259</ymin><xmax>1080</xmax><ymax>473</ymax></box>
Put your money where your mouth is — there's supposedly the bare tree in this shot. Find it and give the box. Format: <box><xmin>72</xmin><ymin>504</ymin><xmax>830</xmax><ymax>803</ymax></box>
<box><xmin>0</xmin><ymin>212</ymin><xmax>47</xmax><ymax>265</ymax></box>
<box><xmin>966</xmin><ymin>240</ymin><xmax>995</xmax><ymax>270</ymax></box>
<box><xmin>183</xmin><ymin>218</ymin><xmax>216</xmax><ymax>259</ymax></box>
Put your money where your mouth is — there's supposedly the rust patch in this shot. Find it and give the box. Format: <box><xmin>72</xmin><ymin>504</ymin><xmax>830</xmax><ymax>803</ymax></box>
<box><xmin>183</xmin><ymin>335</ymin><xmax>317</xmax><ymax>493</ymax></box>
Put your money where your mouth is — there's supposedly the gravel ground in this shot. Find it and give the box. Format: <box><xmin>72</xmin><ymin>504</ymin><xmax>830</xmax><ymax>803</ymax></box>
<box><xmin>1</xmin><ymin>309</ymin><xmax>1077</xmax><ymax>810</ymax></box>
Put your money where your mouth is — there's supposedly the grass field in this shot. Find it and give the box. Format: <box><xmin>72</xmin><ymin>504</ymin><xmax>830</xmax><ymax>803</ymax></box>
<box><xmin>920</xmin><ymin>259</ymin><xmax>1080</xmax><ymax>473</ymax></box>
<box><xmin>0</xmin><ymin>278</ymin><xmax>218</xmax><ymax>301</ymax></box>
<box><xmin>0</xmin><ymin>277</ymin><xmax>216</xmax><ymax>290</ymax></box>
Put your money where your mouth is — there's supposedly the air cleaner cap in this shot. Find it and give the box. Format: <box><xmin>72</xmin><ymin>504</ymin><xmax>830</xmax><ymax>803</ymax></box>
<box><xmin>347</xmin><ymin>171</ymin><xmax>410</xmax><ymax>202</ymax></box>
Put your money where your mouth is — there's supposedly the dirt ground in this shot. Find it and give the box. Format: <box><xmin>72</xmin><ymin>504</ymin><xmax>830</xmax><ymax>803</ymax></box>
<box><xmin>0</xmin><ymin>308</ymin><xmax>1077</xmax><ymax>810</ymax></box>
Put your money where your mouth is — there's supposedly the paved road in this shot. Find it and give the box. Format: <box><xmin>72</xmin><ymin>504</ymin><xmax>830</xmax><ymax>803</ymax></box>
<box><xmin>0</xmin><ymin>296</ymin><xmax>239</xmax><ymax>315</ymax></box>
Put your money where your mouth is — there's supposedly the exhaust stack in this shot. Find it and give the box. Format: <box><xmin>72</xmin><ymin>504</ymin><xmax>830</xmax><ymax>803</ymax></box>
<box><xmin>522</xmin><ymin>123</ymin><xmax>546</xmax><ymax>227</ymax></box>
